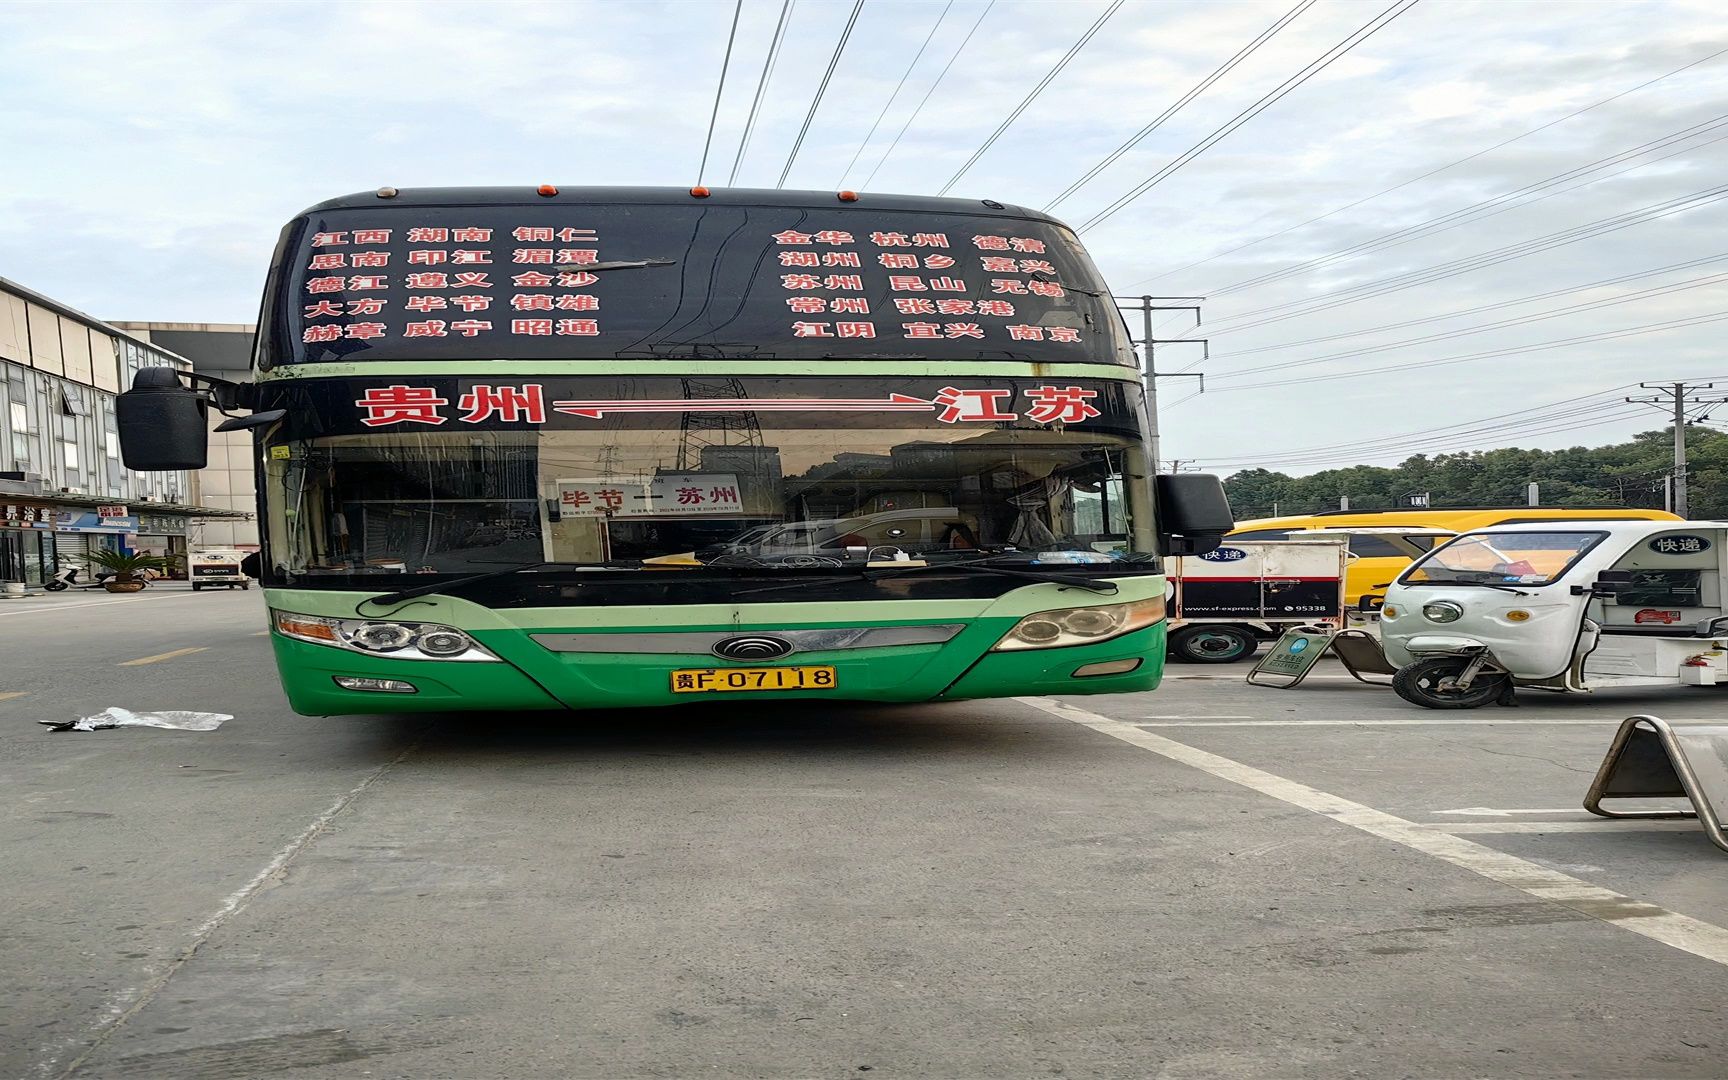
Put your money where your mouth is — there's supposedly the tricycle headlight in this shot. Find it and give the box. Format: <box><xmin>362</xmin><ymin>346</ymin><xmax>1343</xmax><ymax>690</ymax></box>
<box><xmin>272</xmin><ymin>610</ymin><xmax>499</xmax><ymax>662</ymax></box>
<box><xmin>1422</xmin><ymin>601</ymin><xmax>1464</xmax><ymax>624</ymax></box>
<box><xmin>993</xmin><ymin>597</ymin><xmax>1164</xmax><ymax>651</ymax></box>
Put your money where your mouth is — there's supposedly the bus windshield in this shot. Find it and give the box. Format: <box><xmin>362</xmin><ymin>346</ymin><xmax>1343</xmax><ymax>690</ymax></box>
<box><xmin>258</xmin><ymin>375</ymin><xmax>1154</xmax><ymax>586</ymax></box>
<box><xmin>259</xmin><ymin>196</ymin><xmax>1134</xmax><ymax>367</ymax></box>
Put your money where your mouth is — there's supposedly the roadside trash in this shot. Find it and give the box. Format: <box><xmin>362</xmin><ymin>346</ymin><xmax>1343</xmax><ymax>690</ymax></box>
<box><xmin>39</xmin><ymin>708</ymin><xmax>232</xmax><ymax>733</ymax></box>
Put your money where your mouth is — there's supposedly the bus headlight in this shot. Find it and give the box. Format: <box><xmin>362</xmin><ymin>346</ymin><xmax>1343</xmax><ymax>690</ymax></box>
<box><xmin>271</xmin><ymin>610</ymin><xmax>500</xmax><ymax>662</ymax></box>
<box><xmin>416</xmin><ymin>626</ymin><xmax>475</xmax><ymax>657</ymax></box>
<box><xmin>350</xmin><ymin>622</ymin><xmax>415</xmax><ymax>652</ymax></box>
<box><xmin>992</xmin><ymin>596</ymin><xmax>1165</xmax><ymax>651</ymax></box>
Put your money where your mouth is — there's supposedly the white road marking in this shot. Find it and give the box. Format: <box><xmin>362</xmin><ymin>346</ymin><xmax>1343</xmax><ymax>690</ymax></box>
<box><xmin>1419</xmin><ymin>821</ymin><xmax>1698</xmax><ymax>834</ymax></box>
<box><xmin>1020</xmin><ymin>696</ymin><xmax>1728</xmax><ymax>969</ymax></box>
<box><xmin>1436</xmin><ymin>807</ymin><xmax>1605</xmax><ymax>817</ymax></box>
<box><xmin>1167</xmin><ymin>673</ymin><xmax>1364</xmax><ymax>682</ymax></box>
<box><xmin>118</xmin><ymin>646</ymin><xmax>208</xmax><ymax>667</ymax></box>
<box><xmin>0</xmin><ymin>593</ymin><xmax>211</xmax><ymax>618</ymax></box>
<box><xmin>1137</xmin><ymin>717</ymin><xmax>1618</xmax><ymax>727</ymax></box>
<box><xmin>51</xmin><ymin>739</ymin><xmax>424</xmax><ymax>1079</ymax></box>
<box><xmin>1140</xmin><ymin>714</ymin><xmax>1256</xmax><ymax>720</ymax></box>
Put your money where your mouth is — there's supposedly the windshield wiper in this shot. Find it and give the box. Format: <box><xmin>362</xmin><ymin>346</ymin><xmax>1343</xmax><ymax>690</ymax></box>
<box><xmin>576</xmin><ymin>259</ymin><xmax>676</xmax><ymax>272</ymax></box>
<box><xmin>364</xmin><ymin>562</ymin><xmax>568</xmax><ymax>606</ymax></box>
<box><xmin>1415</xmin><ymin>577</ymin><xmax>1533</xmax><ymax>596</ymax></box>
<box><xmin>733</xmin><ymin>556</ymin><xmax>1119</xmax><ymax>597</ymax></box>
<box><xmin>1023</xmin><ymin>268</ymin><xmax>1105</xmax><ymax>297</ymax></box>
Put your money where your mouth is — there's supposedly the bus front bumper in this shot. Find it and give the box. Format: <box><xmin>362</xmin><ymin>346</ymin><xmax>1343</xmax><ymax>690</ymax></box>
<box><xmin>269</xmin><ymin>622</ymin><xmax>1166</xmax><ymax>716</ymax></box>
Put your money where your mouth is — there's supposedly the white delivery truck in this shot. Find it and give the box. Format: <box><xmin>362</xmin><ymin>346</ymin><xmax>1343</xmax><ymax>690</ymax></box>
<box><xmin>188</xmin><ymin>548</ymin><xmax>253</xmax><ymax>591</ymax></box>
<box><xmin>1166</xmin><ymin>538</ymin><xmax>1348</xmax><ymax>663</ymax></box>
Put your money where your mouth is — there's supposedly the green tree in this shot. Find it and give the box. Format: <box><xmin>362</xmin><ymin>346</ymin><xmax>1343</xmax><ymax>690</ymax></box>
<box><xmin>1223</xmin><ymin>425</ymin><xmax>1718</xmax><ymax>518</ymax></box>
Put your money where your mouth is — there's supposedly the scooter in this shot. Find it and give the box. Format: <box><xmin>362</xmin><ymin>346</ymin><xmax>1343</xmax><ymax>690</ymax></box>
<box><xmin>43</xmin><ymin>567</ymin><xmax>128</xmax><ymax>591</ymax></box>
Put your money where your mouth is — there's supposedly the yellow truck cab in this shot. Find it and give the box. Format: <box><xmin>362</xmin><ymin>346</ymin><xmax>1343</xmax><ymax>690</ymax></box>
<box><xmin>1229</xmin><ymin>507</ymin><xmax>1681</xmax><ymax>612</ymax></box>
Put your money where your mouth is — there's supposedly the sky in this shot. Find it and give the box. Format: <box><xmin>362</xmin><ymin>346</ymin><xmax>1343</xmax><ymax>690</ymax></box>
<box><xmin>2</xmin><ymin>0</ymin><xmax>1726</xmax><ymax>477</ymax></box>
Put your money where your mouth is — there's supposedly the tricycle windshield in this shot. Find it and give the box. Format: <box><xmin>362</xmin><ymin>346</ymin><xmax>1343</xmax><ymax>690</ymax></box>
<box><xmin>1400</xmin><ymin>530</ymin><xmax>1607</xmax><ymax>587</ymax></box>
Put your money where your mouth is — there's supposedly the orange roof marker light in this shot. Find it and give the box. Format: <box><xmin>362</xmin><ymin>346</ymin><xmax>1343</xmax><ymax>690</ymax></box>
<box><xmin>837</xmin><ymin>190</ymin><xmax>859</xmax><ymax>202</ymax></box>
<box><xmin>537</xmin><ymin>184</ymin><xmax>559</xmax><ymax>197</ymax></box>
<box><xmin>690</xmin><ymin>186</ymin><xmax>712</xmax><ymax>198</ymax></box>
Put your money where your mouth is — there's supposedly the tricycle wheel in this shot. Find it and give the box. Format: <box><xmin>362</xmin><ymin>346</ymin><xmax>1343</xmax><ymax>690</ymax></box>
<box><xmin>1392</xmin><ymin>656</ymin><xmax>1507</xmax><ymax>710</ymax></box>
<box><xmin>1169</xmin><ymin>625</ymin><xmax>1258</xmax><ymax>664</ymax></box>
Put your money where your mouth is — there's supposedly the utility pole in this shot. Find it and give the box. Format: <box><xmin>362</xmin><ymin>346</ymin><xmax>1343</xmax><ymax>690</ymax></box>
<box><xmin>1117</xmin><ymin>295</ymin><xmax>1206</xmax><ymax>472</ymax></box>
<box><xmin>1625</xmin><ymin>382</ymin><xmax>1728</xmax><ymax>518</ymax></box>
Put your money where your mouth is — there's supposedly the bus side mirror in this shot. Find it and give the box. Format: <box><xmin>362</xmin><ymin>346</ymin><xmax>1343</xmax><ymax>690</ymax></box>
<box><xmin>1156</xmin><ymin>474</ymin><xmax>1234</xmax><ymax>557</ymax></box>
<box><xmin>116</xmin><ymin>368</ymin><xmax>209</xmax><ymax>471</ymax></box>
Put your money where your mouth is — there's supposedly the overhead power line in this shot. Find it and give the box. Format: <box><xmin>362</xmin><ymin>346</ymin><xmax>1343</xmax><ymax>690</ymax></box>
<box><xmin>1193</xmin><ymin>409</ymin><xmax>1655</xmax><ymax>471</ymax></box>
<box><xmin>1211</xmin><ymin>270</ymin><xmax>1728</xmax><ymax>380</ymax></box>
<box><xmin>1186</xmin><ymin>395</ymin><xmax>1652</xmax><ymax>468</ymax></box>
<box><xmin>1187</xmin><ymin>253</ymin><xmax>1728</xmax><ymax>363</ymax></box>
<box><xmin>1176</xmin><ymin>374</ymin><xmax>1728</xmax><ymax>469</ymax></box>
<box><xmin>776</xmin><ymin>0</ymin><xmax>867</xmax><ymax>189</ymax></box>
<box><xmin>1208</xmin><ymin>112</ymin><xmax>1728</xmax><ymax>297</ymax></box>
<box><xmin>1044</xmin><ymin>0</ymin><xmax>1316</xmax><ymax>212</ymax></box>
<box><xmin>1077</xmin><ymin>0</ymin><xmax>1423</xmax><ymax>233</ymax></box>
<box><xmin>1191</xmin><ymin>382</ymin><xmax>1643</xmax><ymax>456</ymax></box>
<box><xmin>698</xmin><ymin>0</ymin><xmax>746</xmax><ymax>186</ymax></box>
<box><xmin>860</xmin><ymin>0</ymin><xmax>995</xmax><ymax>190</ymax></box>
<box><xmin>835</xmin><ymin>1</ymin><xmax>953</xmax><ymax>189</ymax></box>
<box><xmin>1200</xmin><ymin>399</ymin><xmax>1643</xmax><ymax>468</ymax></box>
<box><xmin>936</xmin><ymin>0</ymin><xmax>1125</xmax><ymax>196</ymax></box>
<box><xmin>1216</xmin><ymin>310</ymin><xmax>1728</xmax><ymax>392</ymax></box>
<box><xmin>1193</xmin><ymin>184</ymin><xmax>1728</xmax><ymax>335</ymax></box>
<box><xmin>1123</xmin><ymin>44</ymin><xmax>1728</xmax><ymax>290</ymax></box>
<box><xmin>730</xmin><ymin>0</ymin><xmax>795</xmax><ymax>185</ymax></box>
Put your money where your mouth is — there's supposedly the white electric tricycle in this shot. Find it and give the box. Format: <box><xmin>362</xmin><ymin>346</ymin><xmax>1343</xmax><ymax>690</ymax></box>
<box><xmin>1381</xmin><ymin>520</ymin><xmax>1728</xmax><ymax>709</ymax></box>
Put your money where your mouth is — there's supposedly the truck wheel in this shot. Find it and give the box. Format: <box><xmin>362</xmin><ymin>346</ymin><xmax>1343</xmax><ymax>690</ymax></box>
<box><xmin>191</xmin><ymin>584</ymin><xmax>202</xmax><ymax>592</ymax></box>
<box><xmin>1392</xmin><ymin>657</ymin><xmax>1506</xmax><ymax>710</ymax></box>
<box><xmin>240</xmin><ymin>582</ymin><xmax>251</xmax><ymax>590</ymax></box>
<box><xmin>1169</xmin><ymin>625</ymin><xmax>1258</xmax><ymax>664</ymax></box>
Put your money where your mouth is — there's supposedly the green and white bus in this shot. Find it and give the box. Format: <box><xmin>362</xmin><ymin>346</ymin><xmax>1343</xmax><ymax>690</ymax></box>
<box><xmin>117</xmin><ymin>187</ymin><xmax>1231</xmax><ymax>715</ymax></box>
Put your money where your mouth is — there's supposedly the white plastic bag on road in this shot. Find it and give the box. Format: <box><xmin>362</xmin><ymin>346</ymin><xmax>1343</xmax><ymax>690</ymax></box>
<box><xmin>40</xmin><ymin>708</ymin><xmax>233</xmax><ymax>733</ymax></box>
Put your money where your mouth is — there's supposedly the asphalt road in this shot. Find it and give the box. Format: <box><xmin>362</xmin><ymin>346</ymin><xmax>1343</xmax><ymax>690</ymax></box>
<box><xmin>4</xmin><ymin>589</ymin><xmax>1728</xmax><ymax>1079</ymax></box>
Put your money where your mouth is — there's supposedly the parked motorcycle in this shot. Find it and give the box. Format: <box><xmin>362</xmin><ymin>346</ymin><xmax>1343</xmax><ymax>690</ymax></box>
<box><xmin>43</xmin><ymin>567</ymin><xmax>129</xmax><ymax>592</ymax></box>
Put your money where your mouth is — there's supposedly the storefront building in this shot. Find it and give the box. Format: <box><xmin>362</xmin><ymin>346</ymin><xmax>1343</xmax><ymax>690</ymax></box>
<box><xmin>111</xmin><ymin>321</ymin><xmax>259</xmax><ymax>552</ymax></box>
<box><xmin>0</xmin><ymin>278</ymin><xmax>249</xmax><ymax>585</ymax></box>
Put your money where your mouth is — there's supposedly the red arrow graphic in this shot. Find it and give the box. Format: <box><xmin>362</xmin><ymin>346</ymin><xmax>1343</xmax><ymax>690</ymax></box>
<box><xmin>550</xmin><ymin>393</ymin><xmax>933</xmax><ymax>419</ymax></box>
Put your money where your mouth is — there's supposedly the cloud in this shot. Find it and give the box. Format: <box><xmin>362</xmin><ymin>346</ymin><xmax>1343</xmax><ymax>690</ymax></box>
<box><xmin>2</xmin><ymin>0</ymin><xmax>1724</xmax><ymax>476</ymax></box>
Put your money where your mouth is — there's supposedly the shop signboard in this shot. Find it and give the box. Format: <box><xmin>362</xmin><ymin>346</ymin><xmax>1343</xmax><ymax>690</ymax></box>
<box><xmin>2</xmin><ymin>502</ymin><xmax>57</xmax><ymax>529</ymax></box>
<box><xmin>55</xmin><ymin>510</ymin><xmax>141</xmax><ymax>534</ymax></box>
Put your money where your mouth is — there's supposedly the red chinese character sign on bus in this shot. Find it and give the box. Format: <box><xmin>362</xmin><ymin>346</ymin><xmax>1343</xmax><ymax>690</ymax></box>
<box><xmin>350</xmin><ymin>382</ymin><xmax>1110</xmax><ymax>430</ymax></box>
<box><xmin>288</xmin><ymin>211</ymin><xmax>1102</xmax><ymax>360</ymax></box>
<box><xmin>555</xmin><ymin>474</ymin><xmax>743</xmax><ymax>518</ymax></box>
